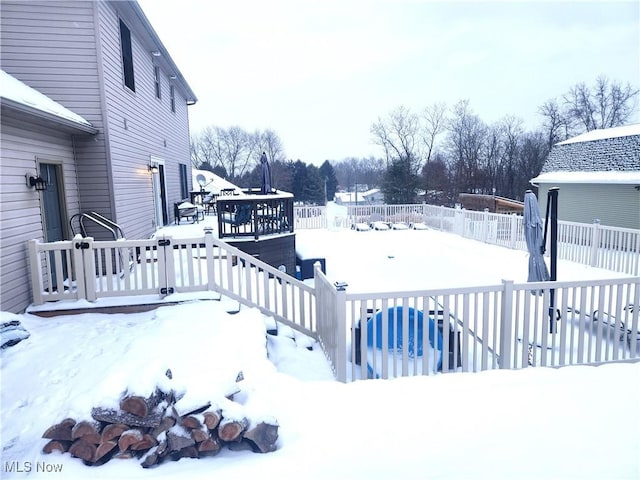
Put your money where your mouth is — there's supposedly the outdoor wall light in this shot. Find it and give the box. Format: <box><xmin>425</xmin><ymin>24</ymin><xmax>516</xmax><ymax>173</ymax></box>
<box><xmin>148</xmin><ymin>164</ymin><xmax>159</xmax><ymax>174</ymax></box>
<box><xmin>169</xmin><ymin>75</ymin><xmax>177</xmax><ymax>80</ymax></box>
<box><xmin>151</xmin><ymin>50</ymin><xmax>161</xmax><ymax>57</ymax></box>
<box><xmin>26</xmin><ymin>174</ymin><xmax>48</xmax><ymax>191</ymax></box>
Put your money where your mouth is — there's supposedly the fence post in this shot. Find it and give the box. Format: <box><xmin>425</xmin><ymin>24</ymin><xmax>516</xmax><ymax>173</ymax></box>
<box><xmin>334</xmin><ymin>285</ymin><xmax>347</xmax><ymax>382</ymax></box>
<box><xmin>82</xmin><ymin>237</ymin><xmax>97</xmax><ymax>302</ymax></box>
<box><xmin>499</xmin><ymin>279</ymin><xmax>514</xmax><ymax>369</ymax></box>
<box><xmin>28</xmin><ymin>240</ymin><xmax>44</xmax><ymax>305</ymax></box>
<box><xmin>483</xmin><ymin>208</ymin><xmax>489</xmax><ymax>243</ymax></box>
<box><xmin>509</xmin><ymin>213</ymin><xmax>518</xmax><ymax>250</ymax></box>
<box><xmin>439</xmin><ymin>205</ymin><xmax>445</xmax><ymax>231</ymax></box>
<box><xmin>590</xmin><ymin>219</ymin><xmax>601</xmax><ymax>267</ymax></box>
<box><xmin>71</xmin><ymin>234</ymin><xmax>86</xmax><ymax>301</ymax></box>
<box><xmin>204</xmin><ymin>228</ymin><xmax>216</xmax><ymax>291</ymax></box>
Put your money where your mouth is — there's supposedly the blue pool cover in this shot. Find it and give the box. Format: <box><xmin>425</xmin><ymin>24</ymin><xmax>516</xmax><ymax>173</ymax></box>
<box><xmin>367</xmin><ymin>306</ymin><xmax>443</xmax><ymax>368</ymax></box>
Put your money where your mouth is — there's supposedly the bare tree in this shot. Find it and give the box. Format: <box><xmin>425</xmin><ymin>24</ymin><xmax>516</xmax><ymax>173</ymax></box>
<box><xmin>370</xmin><ymin>106</ymin><xmax>421</xmax><ymax>172</ymax></box>
<box><xmin>561</xmin><ymin>76</ymin><xmax>638</xmax><ymax>132</ymax></box>
<box><xmin>421</xmin><ymin>102</ymin><xmax>447</xmax><ymax>163</ymax></box>
<box><xmin>445</xmin><ymin>100</ymin><xmax>487</xmax><ymax>194</ymax></box>
<box><xmin>538</xmin><ymin>99</ymin><xmax>573</xmax><ymax>148</ymax></box>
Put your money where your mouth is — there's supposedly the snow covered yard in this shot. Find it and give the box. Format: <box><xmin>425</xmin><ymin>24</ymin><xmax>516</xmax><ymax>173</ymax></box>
<box><xmin>2</xmin><ymin>302</ymin><xmax>639</xmax><ymax>479</ymax></box>
<box><xmin>2</xmin><ymin>221</ymin><xmax>639</xmax><ymax>479</ymax></box>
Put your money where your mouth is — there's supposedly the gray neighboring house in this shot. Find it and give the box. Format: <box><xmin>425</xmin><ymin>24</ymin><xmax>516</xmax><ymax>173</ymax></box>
<box><xmin>530</xmin><ymin>124</ymin><xmax>640</xmax><ymax>229</ymax></box>
<box><xmin>0</xmin><ymin>0</ymin><xmax>197</xmax><ymax>313</ymax></box>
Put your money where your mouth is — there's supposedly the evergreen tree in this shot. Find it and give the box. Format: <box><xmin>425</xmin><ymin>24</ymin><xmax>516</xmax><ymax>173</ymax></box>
<box><xmin>319</xmin><ymin>160</ymin><xmax>338</xmax><ymax>203</ymax></box>
<box><xmin>382</xmin><ymin>157</ymin><xmax>419</xmax><ymax>204</ymax></box>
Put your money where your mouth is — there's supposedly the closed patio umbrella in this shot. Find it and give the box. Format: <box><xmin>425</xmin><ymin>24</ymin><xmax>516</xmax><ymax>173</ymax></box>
<box><xmin>524</xmin><ymin>190</ymin><xmax>550</xmax><ymax>289</ymax></box>
<box><xmin>260</xmin><ymin>152</ymin><xmax>272</xmax><ymax>194</ymax></box>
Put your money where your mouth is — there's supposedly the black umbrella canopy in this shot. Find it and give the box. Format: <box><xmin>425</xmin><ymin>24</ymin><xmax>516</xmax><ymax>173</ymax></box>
<box><xmin>524</xmin><ymin>190</ymin><xmax>550</xmax><ymax>290</ymax></box>
<box><xmin>260</xmin><ymin>152</ymin><xmax>272</xmax><ymax>194</ymax></box>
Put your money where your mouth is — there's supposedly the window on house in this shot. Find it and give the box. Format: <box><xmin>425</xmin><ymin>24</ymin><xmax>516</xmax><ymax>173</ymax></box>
<box><xmin>154</xmin><ymin>66</ymin><xmax>161</xmax><ymax>99</ymax></box>
<box><xmin>170</xmin><ymin>85</ymin><xmax>175</xmax><ymax>113</ymax></box>
<box><xmin>179</xmin><ymin>164</ymin><xmax>188</xmax><ymax>199</ymax></box>
<box><xmin>119</xmin><ymin>19</ymin><xmax>135</xmax><ymax>91</ymax></box>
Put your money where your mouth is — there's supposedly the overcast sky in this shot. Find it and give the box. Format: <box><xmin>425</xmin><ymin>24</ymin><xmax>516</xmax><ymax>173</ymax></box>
<box><xmin>138</xmin><ymin>0</ymin><xmax>640</xmax><ymax>165</ymax></box>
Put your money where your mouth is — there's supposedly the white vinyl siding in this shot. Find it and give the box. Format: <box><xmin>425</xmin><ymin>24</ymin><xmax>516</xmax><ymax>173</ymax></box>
<box><xmin>0</xmin><ymin>118</ymin><xmax>80</xmax><ymax>313</ymax></box>
<box><xmin>98</xmin><ymin>1</ymin><xmax>192</xmax><ymax>238</ymax></box>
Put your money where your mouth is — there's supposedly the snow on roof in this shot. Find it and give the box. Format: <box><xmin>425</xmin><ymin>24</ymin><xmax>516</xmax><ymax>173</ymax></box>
<box><xmin>557</xmin><ymin>124</ymin><xmax>640</xmax><ymax>145</ymax></box>
<box><xmin>531</xmin><ymin>170</ymin><xmax>640</xmax><ymax>184</ymax></box>
<box><xmin>192</xmin><ymin>169</ymin><xmax>243</xmax><ymax>194</ymax></box>
<box><xmin>0</xmin><ymin>69</ymin><xmax>93</xmax><ymax>127</ymax></box>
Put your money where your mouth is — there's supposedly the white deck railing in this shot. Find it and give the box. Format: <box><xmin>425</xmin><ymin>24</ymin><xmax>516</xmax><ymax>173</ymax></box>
<box><xmin>294</xmin><ymin>204</ymin><xmax>640</xmax><ymax>275</ymax></box>
<box><xmin>28</xmin><ymin>232</ymin><xmax>317</xmax><ymax>337</ymax></box>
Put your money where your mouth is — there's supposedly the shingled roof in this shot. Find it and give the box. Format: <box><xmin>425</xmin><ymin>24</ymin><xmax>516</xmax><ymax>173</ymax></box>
<box><xmin>541</xmin><ymin>124</ymin><xmax>640</xmax><ymax>173</ymax></box>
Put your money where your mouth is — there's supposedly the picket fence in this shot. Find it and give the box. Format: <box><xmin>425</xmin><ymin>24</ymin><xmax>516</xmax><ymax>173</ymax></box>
<box><xmin>295</xmin><ymin>204</ymin><xmax>640</xmax><ymax>276</ymax></box>
<box><xmin>27</xmin><ymin>205</ymin><xmax>640</xmax><ymax>382</ymax></box>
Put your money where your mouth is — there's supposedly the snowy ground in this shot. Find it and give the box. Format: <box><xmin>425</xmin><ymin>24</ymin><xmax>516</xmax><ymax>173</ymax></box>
<box><xmin>2</xmin><ymin>216</ymin><xmax>639</xmax><ymax>479</ymax></box>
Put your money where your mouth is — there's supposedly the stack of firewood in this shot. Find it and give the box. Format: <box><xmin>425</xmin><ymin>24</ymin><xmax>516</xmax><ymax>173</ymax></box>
<box><xmin>41</xmin><ymin>378</ymin><xmax>278</xmax><ymax>468</ymax></box>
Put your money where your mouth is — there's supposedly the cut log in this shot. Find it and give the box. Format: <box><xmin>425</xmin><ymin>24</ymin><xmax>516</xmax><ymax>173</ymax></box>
<box><xmin>113</xmin><ymin>451</ymin><xmax>134</xmax><ymax>460</ymax></box>
<box><xmin>150</xmin><ymin>416</ymin><xmax>176</xmax><ymax>438</ymax></box>
<box><xmin>171</xmin><ymin>445</ymin><xmax>198</xmax><ymax>460</ymax></box>
<box><xmin>172</xmin><ymin>401</ymin><xmax>211</xmax><ymax>418</ymax></box>
<box><xmin>42</xmin><ymin>439</ymin><xmax>71</xmax><ymax>454</ymax></box>
<box><xmin>180</xmin><ymin>415</ymin><xmax>202</xmax><ymax>430</ymax></box>
<box><xmin>197</xmin><ymin>436</ymin><xmax>221</xmax><ymax>455</ymax></box>
<box><xmin>140</xmin><ymin>446</ymin><xmax>160</xmax><ymax>469</ymax></box>
<box><xmin>166</xmin><ymin>425</ymin><xmax>195</xmax><ymax>451</ymax></box>
<box><xmin>119</xmin><ymin>390</ymin><xmax>167</xmax><ymax>418</ymax></box>
<box><xmin>68</xmin><ymin>439</ymin><xmax>97</xmax><ymax>463</ymax></box>
<box><xmin>131</xmin><ymin>434</ymin><xmax>157</xmax><ymax>451</ymax></box>
<box><xmin>227</xmin><ymin>439</ymin><xmax>253</xmax><ymax>452</ymax></box>
<box><xmin>42</xmin><ymin>419</ymin><xmax>75</xmax><ymax>441</ymax></box>
<box><xmin>243</xmin><ymin>421</ymin><xmax>279</xmax><ymax>453</ymax></box>
<box><xmin>101</xmin><ymin>423</ymin><xmax>129</xmax><ymax>442</ymax></box>
<box><xmin>71</xmin><ymin>420</ymin><xmax>102</xmax><ymax>444</ymax></box>
<box><xmin>202</xmin><ymin>409</ymin><xmax>222</xmax><ymax>430</ymax></box>
<box><xmin>94</xmin><ymin>440</ymin><xmax>117</xmax><ymax>463</ymax></box>
<box><xmin>118</xmin><ymin>429</ymin><xmax>143</xmax><ymax>452</ymax></box>
<box><xmin>218</xmin><ymin>417</ymin><xmax>248</xmax><ymax>443</ymax></box>
<box><xmin>190</xmin><ymin>427</ymin><xmax>209</xmax><ymax>443</ymax></box>
<box><xmin>92</xmin><ymin>407</ymin><xmax>162</xmax><ymax>428</ymax></box>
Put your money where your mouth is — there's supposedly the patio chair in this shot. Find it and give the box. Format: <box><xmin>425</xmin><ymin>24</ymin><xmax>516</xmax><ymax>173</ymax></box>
<box><xmin>220</xmin><ymin>204</ymin><xmax>253</xmax><ymax>233</ymax></box>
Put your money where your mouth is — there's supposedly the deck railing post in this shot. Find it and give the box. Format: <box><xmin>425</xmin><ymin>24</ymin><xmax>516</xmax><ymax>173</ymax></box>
<box><xmin>28</xmin><ymin>240</ymin><xmax>44</xmax><ymax>306</ymax></box>
<box><xmin>590</xmin><ymin>219</ymin><xmax>601</xmax><ymax>268</ymax></box>
<box><xmin>334</xmin><ymin>285</ymin><xmax>347</xmax><ymax>382</ymax></box>
<box><xmin>499</xmin><ymin>279</ymin><xmax>514</xmax><ymax>369</ymax></box>
<box><xmin>71</xmin><ymin>234</ymin><xmax>87</xmax><ymax>301</ymax></box>
<box><xmin>82</xmin><ymin>237</ymin><xmax>97</xmax><ymax>302</ymax></box>
<box><xmin>204</xmin><ymin>228</ymin><xmax>216</xmax><ymax>291</ymax></box>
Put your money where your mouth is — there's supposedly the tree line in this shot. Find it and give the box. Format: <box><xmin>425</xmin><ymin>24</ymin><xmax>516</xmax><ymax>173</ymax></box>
<box><xmin>190</xmin><ymin>76</ymin><xmax>638</xmax><ymax>205</ymax></box>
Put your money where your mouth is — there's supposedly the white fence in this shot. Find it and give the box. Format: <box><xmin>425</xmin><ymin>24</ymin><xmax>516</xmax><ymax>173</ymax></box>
<box><xmin>28</xmin><ymin>232</ymin><xmax>317</xmax><ymax>337</ymax></box>
<box><xmin>314</xmin><ymin>263</ymin><xmax>639</xmax><ymax>382</ymax></box>
<box><xmin>28</xmin><ymin>207</ymin><xmax>640</xmax><ymax>383</ymax></box>
<box><xmin>294</xmin><ymin>204</ymin><xmax>640</xmax><ymax>276</ymax></box>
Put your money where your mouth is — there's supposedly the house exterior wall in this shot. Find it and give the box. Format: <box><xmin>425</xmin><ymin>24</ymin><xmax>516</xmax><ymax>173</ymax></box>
<box><xmin>0</xmin><ymin>116</ymin><xmax>80</xmax><ymax>313</ymax></box>
<box><xmin>1</xmin><ymin>0</ymin><xmax>193</xmax><ymax>241</ymax></box>
<box><xmin>537</xmin><ymin>183</ymin><xmax>640</xmax><ymax>230</ymax></box>
<box><xmin>97</xmin><ymin>1</ymin><xmax>192</xmax><ymax>238</ymax></box>
<box><xmin>0</xmin><ymin>1</ymin><xmax>113</xmax><ymax>232</ymax></box>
